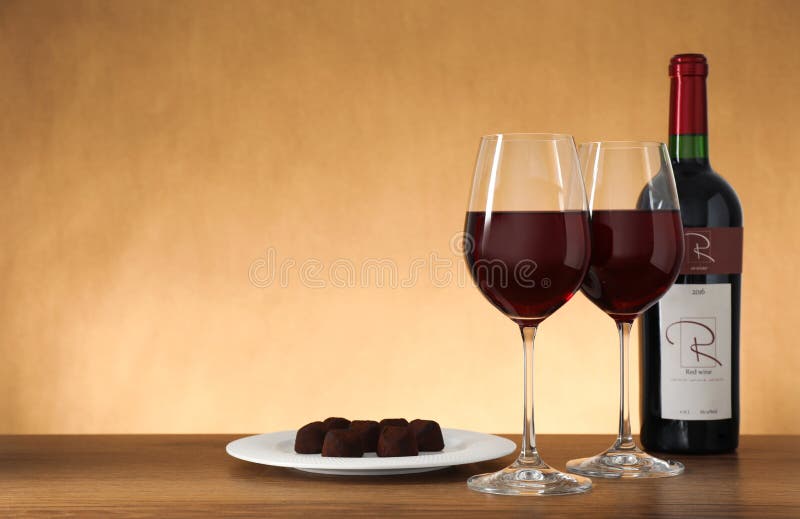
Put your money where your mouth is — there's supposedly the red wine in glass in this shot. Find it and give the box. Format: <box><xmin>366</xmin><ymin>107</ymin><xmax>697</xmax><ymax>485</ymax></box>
<box><xmin>465</xmin><ymin>210</ymin><xmax>590</xmax><ymax>324</ymax></box>
<box><xmin>581</xmin><ymin>209</ymin><xmax>683</xmax><ymax>322</ymax></box>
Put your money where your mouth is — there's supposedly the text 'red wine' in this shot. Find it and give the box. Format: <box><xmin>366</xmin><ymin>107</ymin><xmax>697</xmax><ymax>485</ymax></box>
<box><xmin>464</xmin><ymin>211</ymin><xmax>590</xmax><ymax>325</ymax></box>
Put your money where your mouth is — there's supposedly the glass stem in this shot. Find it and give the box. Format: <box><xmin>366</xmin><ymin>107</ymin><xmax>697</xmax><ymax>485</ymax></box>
<box><xmin>518</xmin><ymin>325</ymin><xmax>543</xmax><ymax>465</ymax></box>
<box><xmin>615</xmin><ymin>321</ymin><xmax>636</xmax><ymax>450</ymax></box>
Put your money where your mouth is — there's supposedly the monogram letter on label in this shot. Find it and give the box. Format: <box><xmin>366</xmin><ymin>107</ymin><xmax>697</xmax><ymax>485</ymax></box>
<box><xmin>686</xmin><ymin>231</ymin><xmax>714</xmax><ymax>263</ymax></box>
<box><xmin>679</xmin><ymin>227</ymin><xmax>742</xmax><ymax>275</ymax></box>
<box><xmin>665</xmin><ymin>319</ymin><xmax>722</xmax><ymax>368</ymax></box>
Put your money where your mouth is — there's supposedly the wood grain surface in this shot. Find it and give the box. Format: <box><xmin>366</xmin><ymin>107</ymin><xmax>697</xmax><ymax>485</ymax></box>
<box><xmin>2</xmin><ymin>435</ymin><xmax>799</xmax><ymax>517</ymax></box>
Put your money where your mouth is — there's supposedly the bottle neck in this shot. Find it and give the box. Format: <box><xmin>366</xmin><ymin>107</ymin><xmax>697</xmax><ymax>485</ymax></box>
<box><xmin>669</xmin><ymin>74</ymin><xmax>709</xmax><ymax>164</ymax></box>
<box><xmin>669</xmin><ymin>134</ymin><xmax>708</xmax><ymax>164</ymax></box>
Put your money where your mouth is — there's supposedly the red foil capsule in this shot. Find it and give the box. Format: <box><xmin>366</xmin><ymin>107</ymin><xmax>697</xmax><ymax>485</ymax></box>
<box><xmin>669</xmin><ymin>54</ymin><xmax>708</xmax><ymax>136</ymax></box>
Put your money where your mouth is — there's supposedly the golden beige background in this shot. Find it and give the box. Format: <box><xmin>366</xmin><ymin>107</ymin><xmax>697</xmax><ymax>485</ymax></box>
<box><xmin>1</xmin><ymin>0</ymin><xmax>798</xmax><ymax>434</ymax></box>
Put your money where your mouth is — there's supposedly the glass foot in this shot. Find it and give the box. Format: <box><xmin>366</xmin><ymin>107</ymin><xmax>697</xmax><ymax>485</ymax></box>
<box><xmin>467</xmin><ymin>459</ymin><xmax>592</xmax><ymax>496</ymax></box>
<box><xmin>566</xmin><ymin>447</ymin><xmax>684</xmax><ymax>479</ymax></box>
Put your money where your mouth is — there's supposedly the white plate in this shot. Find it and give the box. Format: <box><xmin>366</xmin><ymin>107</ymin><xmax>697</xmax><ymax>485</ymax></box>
<box><xmin>226</xmin><ymin>428</ymin><xmax>516</xmax><ymax>476</ymax></box>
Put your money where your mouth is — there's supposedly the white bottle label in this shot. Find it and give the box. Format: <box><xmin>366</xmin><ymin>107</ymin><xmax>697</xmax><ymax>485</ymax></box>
<box><xmin>658</xmin><ymin>283</ymin><xmax>732</xmax><ymax>420</ymax></box>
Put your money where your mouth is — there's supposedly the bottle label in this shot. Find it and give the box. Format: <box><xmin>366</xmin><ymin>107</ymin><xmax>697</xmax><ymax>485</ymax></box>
<box><xmin>658</xmin><ymin>283</ymin><xmax>732</xmax><ymax>420</ymax></box>
<box><xmin>680</xmin><ymin>227</ymin><xmax>743</xmax><ymax>275</ymax></box>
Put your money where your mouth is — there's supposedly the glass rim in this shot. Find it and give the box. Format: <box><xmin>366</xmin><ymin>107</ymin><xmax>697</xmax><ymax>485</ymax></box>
<box><xmin>578</xmin><ymin>140</ymin><xmax>665</xmax><ymax>149</ymax></box>
<box><xmin>481</xmin><ymin>132</ymin><xmax>574</xmax><ymax>142</ymax></box>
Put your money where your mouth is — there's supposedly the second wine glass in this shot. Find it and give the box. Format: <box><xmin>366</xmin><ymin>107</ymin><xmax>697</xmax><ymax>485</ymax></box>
<box><xmin>566</xmin><ymin>141</ymin><xmax>686</xmax><ymax>478</ymax></box>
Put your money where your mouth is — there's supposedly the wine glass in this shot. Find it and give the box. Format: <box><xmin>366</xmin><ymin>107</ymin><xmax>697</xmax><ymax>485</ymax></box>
<box><xmin>463</xmin><ymin>133</ymin><xmax>592</xmax><ymax>495</ymax></box>
<box><xmin>566</xmin><ymin>141</ymin><xmax>685</xmax><ymax>478</ymax></box>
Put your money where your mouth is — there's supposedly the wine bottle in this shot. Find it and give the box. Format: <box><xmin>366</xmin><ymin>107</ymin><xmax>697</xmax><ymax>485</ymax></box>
<box><xmin>639</xmin><ymin>54</ymin><xmax>742</xmax><ymax>453</ymax></box>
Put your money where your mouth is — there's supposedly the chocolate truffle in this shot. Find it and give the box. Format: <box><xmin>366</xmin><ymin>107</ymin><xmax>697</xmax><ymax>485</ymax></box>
<box><xmin>377</xmin><ymin>426</ymin><xmax>419</xmax><ymax>457</ymax></box>
<box><xmin>350</xmin><ymin>420</ymin><xmax>381</xmax><ymax>452</ymax></box>
<box><xmin>379</xmin><ymin>418</ymin><xmax>409</xmax><ymax>428</ymax></box>
<box><xmin>409</xmin><ymin>419</ymin><xmax>445</xmax><ymax>451</ymax></box>
<box><xmin>321</xmin><ymin>429</ymin><xmax>364</xmax><ymax>457</ymax></box>
<box><xmin>294</xmin><ymin>421</ymin><xmax>326</xmax><ymax>454</ymax></box>
<box><xmin>323</xmin><ymin>417</ymin><xmax>351</xmax><ymax>431</ymax></box>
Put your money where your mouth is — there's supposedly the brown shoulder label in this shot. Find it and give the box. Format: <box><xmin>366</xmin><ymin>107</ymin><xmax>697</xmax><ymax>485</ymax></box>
<box><xmin>681</xmin><ymin>227</ymin><xmax>743</xmax><ymax>275</ymax></box>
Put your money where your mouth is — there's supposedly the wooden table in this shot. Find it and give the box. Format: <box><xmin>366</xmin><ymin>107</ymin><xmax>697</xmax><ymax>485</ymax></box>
<box><xmin>2</xmin><ymin>435</ymin><xmax>798</xmax><ymax>517</ymax></box>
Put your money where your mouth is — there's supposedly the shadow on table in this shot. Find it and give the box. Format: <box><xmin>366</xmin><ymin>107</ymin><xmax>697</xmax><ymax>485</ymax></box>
<box><xmin>226</xmin><ymin>458</ymin><xmax>511</xmax><ymax>485</ymax></box>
